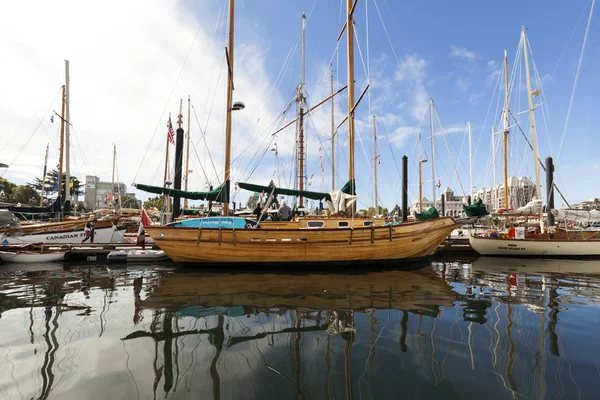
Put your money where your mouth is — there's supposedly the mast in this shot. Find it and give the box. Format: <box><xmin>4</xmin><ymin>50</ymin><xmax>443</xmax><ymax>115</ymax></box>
<box><xmin>184</xmin><ymin>96</ymin><xmax>191</xmax><ymax>210</ymax></box>
<box><xmin>418</xmin><ymin>132</ymin><xmax>423</xmax><ymax>213</ymax></box>
<box><xmin>347</xmin><ymin>0</ymin><xmax>356</xmax><ymax>207</ymax></box>
<box><xmin>503</xmin><ymin>50</ymin><xmax>510</xmax><ymax>209</ymax></box>
<box><xmin>373</xmin><ymin>114</ymin><xmax>378</xmax><ymax>214</ymax></box>
<box><xmin>40</xmin><ymin>144</ymin><xmax>49</xmax><ymax>206</ymax></box>
<box><xmin>331</xmin><ymin>67</ymin><xmax>335</xmax><ymax>191</ymax></box>
<box><xmin>64</xmin><ymin>60</ymin><xmax>71</xmax><ymax>204</ymax></box>
<box><xmin>297</xmin><ymin>13</ymin><xmax>307</xmax><ymax>207</ymax></box>
<box><xmin>57</xmin><ymin>85</ymin><xmax>65</xmax><ymax>212</ymax></box>
<box><xmin>223</xmin><ymin>0</ymin><xmax>235</xmax><ymax>216</ymax></box>
<box><xmin>468</xmin><ymin>121</ymin><xmax>473</xmax><ymax>199</ymax></box>
<box><xmin>522</xmin><ymin>28</ymin><xmax>544</xmax><ymax>231</ymax></box>
<box><xmin>112</xmin><ymin>144</ymin><xmax>116</xmax><ymax>210</ymax></box>
<box><xmin>491</xmin><ymin>125</ymin><xmax>497</xmax><ymax>209</ymax></box>
<box><xmin>163</xmin><ymin>114</ymin><xmax>171</xmax><ymax>223</ymax></box>
<box><xmin>430</xmin><ymin>98</ymin><xmax>436</xmax><ymax>209</ymax></box>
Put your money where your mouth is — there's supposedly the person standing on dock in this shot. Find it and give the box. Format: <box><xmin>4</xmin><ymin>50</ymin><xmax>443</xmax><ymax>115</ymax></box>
<box><xmin>81</xmin><ymin>222</ymin><xmax>94</xmax><ymax>244</ymax></box>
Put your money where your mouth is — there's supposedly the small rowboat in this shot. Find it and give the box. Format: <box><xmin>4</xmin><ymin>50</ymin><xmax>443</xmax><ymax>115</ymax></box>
<box><xmin>107</xmin><ymin>249</ymin><xmax>169</xmax><ymax>263</ymax></box>
<box><xmin>0</xmin><ymin>250</ymin><xmax>68</xmax><ymax>263</ymax></box>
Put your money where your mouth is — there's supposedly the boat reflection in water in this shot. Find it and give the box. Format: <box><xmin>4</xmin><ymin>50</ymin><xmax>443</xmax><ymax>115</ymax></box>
<box><xmin>1</xmin><ymin>258</ymin><xmax>600</xmax><ymax>399</ymax></box>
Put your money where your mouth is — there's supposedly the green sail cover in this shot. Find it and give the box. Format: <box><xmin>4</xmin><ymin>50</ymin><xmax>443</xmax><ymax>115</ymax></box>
<box><xmin>414</xmin><ymin>207</ymin><xmax>439</xmax><ymax>221</ymax></box>
<box><xmin>135</xmin><ymin>181</ymin><xmax>230</xmax><ymax>203</ymax></box>
<box><xmin>463</xmin><ymin>199</ymin><xmax>489</xmax><ymax>217</ymax></box>
<box><xmin>340</xmin><ymin>179</ymin><xmax>356</xmax><ymax>195</ymax></box>
<box><xmin>237</xmin><ymin>182</ymin><xmax>332</xmax><ymax>202</ymax></box>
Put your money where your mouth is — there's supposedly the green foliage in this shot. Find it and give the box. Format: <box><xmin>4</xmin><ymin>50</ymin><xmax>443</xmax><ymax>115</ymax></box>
<box><xmin>143</xmin><ymin>196</ymin><xmax>164</xmax><ymax>210</ymax></box>
<box><xmin>119</xmin><ymin>194</ymin><xmax>140</xmax><ymax>209</ymax></box>
<box><xmin>0</xmin><ymin>177</ymin><xmax>40</xmax><ymax>204</ymax></box>
<box><xmin>28</xmin><ymin>169</ymin><xmax>82</xmax><ymax>199</ymax></box>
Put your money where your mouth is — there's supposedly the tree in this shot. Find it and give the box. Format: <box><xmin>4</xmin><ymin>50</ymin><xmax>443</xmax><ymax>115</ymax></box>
<box><xmin>119</xmin><ymin>194</ymin><xmax>140</xmax><ymax>209</ymax></box>
<box><xmin>0</xmin><ymin>177</ymin><xmax>16</xmax><ymax>202</ymax></box>
<box><xmin>28</xmin><ymin>169</ymin><xmax>82</xmax><ymax>200</ymax></box>
<box><xmin>246</xmin><ymin>192</ymin><xmax>260</xmax><ymax>210</ymax></box>
<box><xmin>11</xmin><ymin>185</ymin><xmax>40</xmax><ymax>204</ymax></box>
<box><xmin>144</xmin><ymin>196</ymin><xmax>164</xmax><ymax>210</ymax></box>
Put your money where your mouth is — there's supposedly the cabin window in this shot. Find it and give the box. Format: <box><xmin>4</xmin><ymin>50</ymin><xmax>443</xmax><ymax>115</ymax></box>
<box><xmin>363</xmin><ymin>221</ymin><xmax>374</xmax><ymax>227</ymax></box>
<box><xmin>307</xmin><ymin>221</ymin><xmax>325</xmax><ymax>229</ymax></box>
<box><xmin>338</xmin><ymin>221</ymin><xmax>349</xmax><ymax>228</ymax></box>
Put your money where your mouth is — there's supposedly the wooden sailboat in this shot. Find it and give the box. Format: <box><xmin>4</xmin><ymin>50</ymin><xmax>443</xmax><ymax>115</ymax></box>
<box><xmin>469</xmin><ymin>28</ymin><xmax>600</xmax><ymax>257</ymax></box>
<box><xmin>144</xmin><ymin>0</ymin><xmax>458</xmax><ymax>265</ymax></box>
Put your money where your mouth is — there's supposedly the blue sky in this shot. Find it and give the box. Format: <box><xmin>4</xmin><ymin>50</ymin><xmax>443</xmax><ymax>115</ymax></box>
<box><xmin>1</xmin><ymin>0</ymin><xmax>597</xmax><ymax>210</ymax></box>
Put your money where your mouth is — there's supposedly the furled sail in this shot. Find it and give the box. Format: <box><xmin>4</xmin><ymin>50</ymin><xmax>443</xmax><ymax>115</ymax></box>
<box><xmin>463</xmin><ymin>198</ymin><xmax>489</xmax><ymax>217</ymax></box>
<box><xmin>135</xmin><ymin>181</ymin><xmax>229</xmax><ymax>203</ymax></box>
<box><xmin>551</xmin><ymin>209</ymin><xmax>600</xmax><ymax>223</ymax></box>
<box><xmin>414</xmin><ymin>207</ymin><xmax>439</xmax><ymax>221</ymax></box>
<box><xmin>236</xmin><ymin>182</ymin><xmax>331</xmax><ymax>201</ymax></box>
<box><xmin>494</xmin><ymin>199</ymin><xmax>542</xmax><ymax>216</ymax></box>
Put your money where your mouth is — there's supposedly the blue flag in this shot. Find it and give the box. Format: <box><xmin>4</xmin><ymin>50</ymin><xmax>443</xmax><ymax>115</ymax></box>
<box><xmin>50</xmin><ymin>115</ymin><xmax>54</xmax><ymax>123</ymax></box>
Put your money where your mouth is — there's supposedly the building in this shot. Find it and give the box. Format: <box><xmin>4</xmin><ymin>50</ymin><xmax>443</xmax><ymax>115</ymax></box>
<box><xmin>411</xmin><ymin>177</ymin><xmax>539</xmax><ymax>217</ymax></box>
<box><xmin>474</xmin><ymin>176</ymin><xmax>537</xmax><ymax>211</ymax></box>
<box><xmin>84</xmin><ymin>175</ymin><xmax>128</xmax><ymax>210</ymax></box>
<box><xmin>572</xmin><ymin>198</ymin><xmax>600</xmax><ymax>211</ymax></box>
<box><xmin>412</xmin><ymin>187</ymin><xmax>467</xmax><ymax>217</ymax></box>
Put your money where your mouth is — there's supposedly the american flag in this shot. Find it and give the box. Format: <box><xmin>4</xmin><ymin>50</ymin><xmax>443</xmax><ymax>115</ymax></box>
<box><xmin>168</xmin><ymin>117</ymin><xmax>175</xmax><ymax>145</ymax></box>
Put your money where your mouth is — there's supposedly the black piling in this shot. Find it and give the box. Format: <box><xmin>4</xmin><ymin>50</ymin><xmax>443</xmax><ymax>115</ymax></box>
<box><xmin>402</xmin><ymin>156</ymin><xmax>408</xmax><ymax>222</ymax></box>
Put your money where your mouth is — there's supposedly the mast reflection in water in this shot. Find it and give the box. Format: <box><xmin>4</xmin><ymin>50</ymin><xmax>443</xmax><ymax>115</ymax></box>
<box><xmin>1</xmin><ymin>258</ymin><xmax>599</xmax><ymax>399</ymax></box>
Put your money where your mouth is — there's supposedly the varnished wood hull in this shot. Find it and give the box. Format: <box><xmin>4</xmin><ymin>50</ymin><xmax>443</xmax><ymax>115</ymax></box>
<box><xmin>145</xmin><ymin>217</ymin><xmax>458</xmax><ymax>264</ymax></box>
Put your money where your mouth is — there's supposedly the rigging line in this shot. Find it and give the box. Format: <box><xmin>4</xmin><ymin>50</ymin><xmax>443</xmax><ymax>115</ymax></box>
<box><xmin>189</xmin><ymin>137</ymin><xmax>211</xmax><ymax>187</ymax></box>
<box><xmin>68</xmin><ymin>126</ymin><xmax>94</xmax><ymax>177</ymax></box>
<box><xmin>200</xmin><ymin>56</ymin><xmax>225</xmax><ymax>142</ymax></box>
<box><xmin>191</xmin><ymin>103</ymin><xmax>220</xmax><ymax>181</ymax></box>
<box><xmin>545</xmin><ymin>0</ymin><xmax>593</xmax><ymax>91</ymax></box>
<box><xmin>0</xmin><ymin>86</ymin><xmax>61</xmax><ymax>156</ymax></box>
<box><xmin>132</xmin><ymin>20</ymin><xmax>204</xmax><ymax>183</ymax></box>
<box><xmin>509</xmin><ymin>111</ymin><xmax>571</xmax><ymax>208</ymax></box>
<box><xmin>373</xmin><ymin>0</ymin><xmax>428</xmax><ymax>122</ymax></box>
<box><xmin>557</xmin><ymin>0</ymin><xmax>595</xmax><ymax>166</ymax></box>
<box><xmin>433</xmin><ymin>107</ymin><xmax>467</xmax><ymax>197</ymax></box>
<box><xmin>35</xmin><ymin>115</ymin><xmax>57</xmax><ymax>151</ymax></box>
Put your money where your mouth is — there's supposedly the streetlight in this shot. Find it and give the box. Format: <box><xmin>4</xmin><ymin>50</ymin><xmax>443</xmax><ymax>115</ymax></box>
<box><xmin>419</xmin><ymin>158</ymin><xmax>428</xmax><ymax>212</ymax></box>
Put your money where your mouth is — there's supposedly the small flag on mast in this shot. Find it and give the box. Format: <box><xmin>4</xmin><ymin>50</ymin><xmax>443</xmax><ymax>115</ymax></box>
<box><xmin>168</xmin><ymin>117</ymin><xmax>175</xmax><ymax>145</ymax></box>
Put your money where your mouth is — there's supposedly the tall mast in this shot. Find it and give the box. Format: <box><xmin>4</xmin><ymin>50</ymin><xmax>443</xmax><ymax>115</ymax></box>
<box><xmin>64</xmin><ymin>60</ymin><xmax>71</xmax><ymax>204</ymax></box>
<box><xmin>297</xmin><ymin>13</ymin><xmax>307</xmax><ymax>207</ymax></box>
<box><xmin>418</xmin><ymin>131</ymin><xmax>423</xmax><ymax>212</ymax></box>
<box><xmin>57</xmin><ymin>85</ymin><xmax>66</xmax><ymax>212</ymax></box>
<box><xmin>40</xmin><ymin>144</ymin><xmax>49</xmax><ymax>206</ymax></box>
<box><xmin>373</xmin><ymin>114</ymin><xmax>378</xmax><ymax>214</ymax></box>
<box><xmin>330</xmin><ymin>67</ymin><xmax>335</xmax><ymax>191</ymax></box>
<box><xmin>522</xmin><ymin>28</ymin><xmax>544</xmax><ymax>231</ymax></box>
<box><xmin>347</xmin><ymin>0</ymin><xmax>356</xmax><ymax>205</ymax></box>
<box><xmin>112</xmin><ymin>144</ymin><xmax>116</xmax><ymax>210</ymax></box>
<box><xmin>184</xmin><ymin>95</ymin><xmax>191</xmax><ymax>210</ymax></box>
<box><xmin>491</xmin><ymin>125</ymin><xmax>497</xmax><ymax>209</ymax></box>
<box><xmin>468</xmin><ymin>121</ymin><xmax>473</xmax><ymax>199</ymax></box>
<box><xmin>430</xmin><ymin>98</ymin><xmax>436</xmax><ymax>209</ymax></box>
<box><xmin>223</xmin><ymin>0</ymin><xmax>235</xmax><ymax>216</ymax></box>
<box><xmin>503</xmin><ymin>50</ymin><xmax>510</xmax><ymax>209</ymax></box>
<box><xmin>163</xmin><ymin>114</ymin><xmax>171</xmax><ymax>222</ymax></box>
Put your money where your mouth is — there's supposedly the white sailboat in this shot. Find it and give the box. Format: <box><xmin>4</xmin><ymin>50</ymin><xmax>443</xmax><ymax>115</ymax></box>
<box><xmin>469</xmin><ymin>28</ymin><xmax>600</xmax><ymax>258</ymax></box>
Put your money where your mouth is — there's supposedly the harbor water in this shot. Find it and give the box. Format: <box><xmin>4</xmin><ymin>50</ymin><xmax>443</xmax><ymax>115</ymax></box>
<box><xmin>1</xmin><ymin>257</ymin><xmax>599</xmax><ymax>399</ymax></box>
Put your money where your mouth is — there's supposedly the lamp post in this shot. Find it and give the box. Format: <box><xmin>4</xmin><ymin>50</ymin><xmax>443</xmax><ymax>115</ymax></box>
<box><xmin>419</xmin><ymin>158</ymin><xmax>428</xmax><ymax>213</ymax></box>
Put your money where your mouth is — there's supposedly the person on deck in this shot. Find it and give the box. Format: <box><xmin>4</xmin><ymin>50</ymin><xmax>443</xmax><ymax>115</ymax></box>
<box><xmin>503</xmin><ymin>225</ymin><xmax>516</xmax><ymax>239</ymax></box>
<box><xmin>81</xmin><ymin>222</ymin><xmax>95</xmax><ymax>244</ymax></box>
<box><xmin>253</xmin><ymin>204</ymin><xmax>263</xmax><ymax>221</ymax></box>
<box><xmin>277</xmin><ymin>201</ymin><xmax>292</xmax><ymax>221</ymax></box>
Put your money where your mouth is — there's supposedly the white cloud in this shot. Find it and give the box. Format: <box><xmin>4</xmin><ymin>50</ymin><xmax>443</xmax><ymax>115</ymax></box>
<box><xmin>394</xmin><ymin>55</ymin><xmax>430</xmax><ymax>121</ymax></box>
<box><xmin>0</xmin><ymin>0</ymin><xmax>285</xmax><ymax>204</ymax></box>
<box><xmin>449</xmin><ymin>46</ymin><xmax>479</xmax><ymax>61</ymax></box>
<box><xmin>456</xmin><ymin>77</ymin><xmax>470</xmax><ymax>92</ymax></box>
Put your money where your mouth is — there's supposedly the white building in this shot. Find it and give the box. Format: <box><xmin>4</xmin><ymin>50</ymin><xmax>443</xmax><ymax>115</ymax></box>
<box><xmin>474</xmin><ymin>176</ymin><xmax>537</xmax><ymax>211</ymax></box>
<box><xmin>84</xmin><ymin>175</ymin><xmax>128</xmax><ymax>210</ymax></box>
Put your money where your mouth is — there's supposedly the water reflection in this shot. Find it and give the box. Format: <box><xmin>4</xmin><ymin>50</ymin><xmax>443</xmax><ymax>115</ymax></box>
<box><xmin>1</xmin><ymin>258</ymin><xmax>599</xmax><ymax>399</ymax></box>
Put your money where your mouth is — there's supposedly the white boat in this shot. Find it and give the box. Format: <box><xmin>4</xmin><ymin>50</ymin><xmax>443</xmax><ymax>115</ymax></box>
<box><xmin>0</xmin><ymin>224</ymin><xmax>123</xmax><ymax>245</ymax></box>
<box><xmin>107</xmin><ymin>249</ymin><xmax>169</xmax><ymax>263</ymax></box>
<box><xmin>0</xmin><ymin>250</ymin><xmax>67</xmax><ymax>263</ymax></box>
<box><xmin>469</xmin><ymin>233</ymin><xmax>600</xmax><ymax>257</ymax></box>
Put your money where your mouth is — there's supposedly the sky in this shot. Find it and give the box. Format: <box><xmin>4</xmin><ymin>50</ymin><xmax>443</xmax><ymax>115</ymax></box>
<box><xmin>0</xmin><ymin>0</ymin><xmax>598</xmax><ymax>211</ymax></box>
